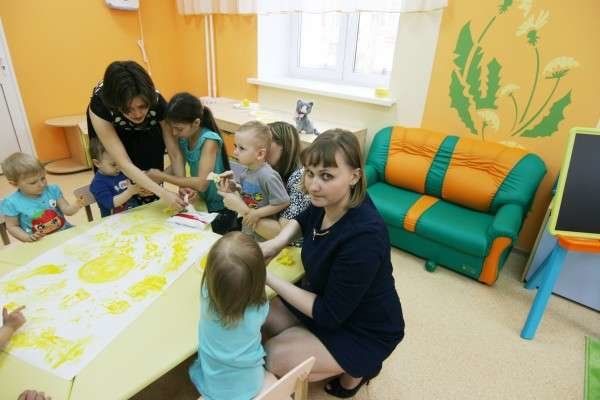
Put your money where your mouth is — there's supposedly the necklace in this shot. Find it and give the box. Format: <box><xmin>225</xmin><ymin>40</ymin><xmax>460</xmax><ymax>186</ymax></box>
<box><xmin>312</xmin><ymin>227</ymin><xmax>331</xmax><ymax>240</ymax></box>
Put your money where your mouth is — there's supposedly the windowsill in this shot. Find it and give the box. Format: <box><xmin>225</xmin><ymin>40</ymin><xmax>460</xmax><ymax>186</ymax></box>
<box><xmin>247</xmin><ymin>77</ymin><xmax>397</xmax><ymax>107</ymax></box>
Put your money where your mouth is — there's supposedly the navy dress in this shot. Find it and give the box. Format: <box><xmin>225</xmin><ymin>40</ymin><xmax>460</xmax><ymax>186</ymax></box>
<box><xmin>287</xmin><ymin>194</ymin><xmax>405</xmax><ymax>378</ymax></box>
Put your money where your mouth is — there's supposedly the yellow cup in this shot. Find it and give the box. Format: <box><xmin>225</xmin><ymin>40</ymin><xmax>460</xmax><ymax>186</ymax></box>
<box><xmin>374</xmin><ymin>87</ymin><xmax>390</xmax><ymax>98</ymax></box>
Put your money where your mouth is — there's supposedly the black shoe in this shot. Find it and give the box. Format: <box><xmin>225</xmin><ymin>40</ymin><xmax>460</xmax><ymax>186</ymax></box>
<box><xmin>324</xmin><ymin>376</ymin><xmax>370</xmax><ymax>398</ymax></box>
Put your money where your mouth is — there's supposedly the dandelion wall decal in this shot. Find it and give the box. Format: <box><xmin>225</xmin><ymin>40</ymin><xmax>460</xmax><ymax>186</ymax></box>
<box><xmin>448</xmin><ymin>0</ymin><xmax>577</xmax><ymax>141</ymax></box>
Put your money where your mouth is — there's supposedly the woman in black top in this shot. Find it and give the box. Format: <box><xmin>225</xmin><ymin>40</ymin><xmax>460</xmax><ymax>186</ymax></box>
<box><xmin>261</xmin><ymin>130</ymin><xmax>404</xmax><ymax>398</ymax></box>
<box><xmin>87</xmin><ymin>60</ymin><xmax>186</xmax><ymax>210</ymax></box>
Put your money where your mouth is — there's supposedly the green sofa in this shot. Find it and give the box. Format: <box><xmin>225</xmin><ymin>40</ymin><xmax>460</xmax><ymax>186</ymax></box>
<box><xmin>365</xmin><ymin>126</ymin><xmax>546</xmax><ymax>284</ymax></box>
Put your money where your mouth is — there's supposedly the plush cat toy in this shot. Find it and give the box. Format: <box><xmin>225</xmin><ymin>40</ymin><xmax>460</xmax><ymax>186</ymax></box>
<box><xmin>295</xmin><ymin>99</ymin><xmax>318</xmax><ymax>135</ymax></box>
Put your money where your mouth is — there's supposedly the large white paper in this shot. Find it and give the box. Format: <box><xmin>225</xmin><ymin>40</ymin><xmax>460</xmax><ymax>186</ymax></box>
<box><xmin>0</xmin><ymin>207</ymin><xmax>219</xmax><ymax>380</ymax></box>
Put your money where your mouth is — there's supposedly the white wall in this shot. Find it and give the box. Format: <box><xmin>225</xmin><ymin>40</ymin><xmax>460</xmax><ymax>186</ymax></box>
<box><xmin>256</xmin><ymin>9</ymin><xmax>444</xmax><ymax>152</ymax></box>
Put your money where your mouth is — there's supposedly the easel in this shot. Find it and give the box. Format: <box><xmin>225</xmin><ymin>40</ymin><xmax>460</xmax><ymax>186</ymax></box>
<box><xmin>521</xmin><ymin>236</ymin><xmax>600</xmax><ymax>339</ymax></box>
<box><xmin>521</xmin><ymin>127</ymin><xmax>600</xmax><ymax>340</ymax></box>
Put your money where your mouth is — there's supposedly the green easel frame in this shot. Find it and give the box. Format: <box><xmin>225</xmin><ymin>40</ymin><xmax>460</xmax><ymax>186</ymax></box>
<box><xmin>549</xmin><ymin>126</ymin><xmax>600</xmax><ymax>239</ymax></box>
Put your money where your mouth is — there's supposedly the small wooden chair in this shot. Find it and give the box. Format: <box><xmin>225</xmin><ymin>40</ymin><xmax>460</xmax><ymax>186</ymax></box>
<box><xmin>255</xmin><ymin>357</ymin><xmax>315</xmax><ymax>400</ymax></box>
<box><xmin>73</xmin><ymin>185</ymin><xmax>96</xmax><ymax>222</ymax></box>
<box><xmin>0</xmin><ymin>214</ymin><xmax>10</xmax><ymax>246</ymax></box>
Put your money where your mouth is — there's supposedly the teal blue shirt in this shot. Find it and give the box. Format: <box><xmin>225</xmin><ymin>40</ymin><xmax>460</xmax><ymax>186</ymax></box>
<box><xmin>179</xmin><ymin>128</ymin><xmax>225</xmax><ymax>212</ymax></box>
<box><xmin>0</xmin><ymin>185</ymin><xmax>72</xmax><ymax>235</ymax></box>
<box><xmin>189</xmin><ymin>286</ymin><xmax>269</xmax><ymax>400</ymax></box>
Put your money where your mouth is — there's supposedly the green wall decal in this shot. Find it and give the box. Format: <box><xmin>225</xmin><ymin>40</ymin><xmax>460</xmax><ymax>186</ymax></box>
<box><xmin>448</xmin><ymin>0</ymin><xmax>578</xmax><ymax>140</ymax></box>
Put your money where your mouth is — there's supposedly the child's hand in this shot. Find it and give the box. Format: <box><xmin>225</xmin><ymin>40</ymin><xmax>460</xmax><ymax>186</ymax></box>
<box><xmin>126</xmin><ymin>180</ymin><xmax>141</xmax><ymax>195</ymax></box>
<box><xmin>242</xmin><ymin>209</ymin><xmax>260</xmax><ymax>230</ymax></box>
<box><xmin>18</xmin><ymin>390</ymin><xmax>52</xmax><ymax>400</ymax></box>
<box><xmin>75</xmin><ymin>196</ymin><xmax>86</xmax><ymax>208</ymax></box>
<box><xmin>146</xmin><ymin>168</ymin><xmax>164</xmax><ymax>183</ymax></box>
<box><xmin>217</xmin><ymin>190</ymin><xmax>247</xmax><ymax>215</ymax></box>
<box><xmin>29</xmin><ymin>231</ymin><xmax>45</xmax><ymax>242</ymax></box>
<box><xmin>160</xmin><ymin>190</ymin><xmax>186</xmax><ymax>213</ymax></box>
<box><xmin>2</xmin><ymin>305</ymin><xmax>26</xmax><ymax>332</ymax></box>
<box><xmin>179</xmin><ymin>187</ymin><xmax>197</xmax><ymax>202</ymax></box>
<box><xmin>137</xmin><ymin>187</ymin><xmax>155</xmax><ymax>197</ymax></box>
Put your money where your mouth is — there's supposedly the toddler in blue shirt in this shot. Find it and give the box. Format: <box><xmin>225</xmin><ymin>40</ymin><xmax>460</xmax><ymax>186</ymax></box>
<box><xmin>89</xmin><ymin>137</ymin><xmax>142</xmax><ymax>217</ymax></box>
<box><xmin>190</xmin><ymin>231</ymin><xmax>276</xmax><ymax>400</ymax></box>
<box><xmin>0</xmin><ymin>152</ymin><xmax>81</xmax><ymax>242</ymax></box>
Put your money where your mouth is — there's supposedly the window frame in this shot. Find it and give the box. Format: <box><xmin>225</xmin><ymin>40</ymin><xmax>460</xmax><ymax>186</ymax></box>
<box><xmin>289</xmin><ymin>12</ymin><xmax>396</xmax><ymax>88</ymax></box>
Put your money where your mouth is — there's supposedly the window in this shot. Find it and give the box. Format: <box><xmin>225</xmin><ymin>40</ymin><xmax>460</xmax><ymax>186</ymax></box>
<box><xmin>290</xmin><ymin>12</ymin><xmax>400</xmax><ymax>87</ymax></box>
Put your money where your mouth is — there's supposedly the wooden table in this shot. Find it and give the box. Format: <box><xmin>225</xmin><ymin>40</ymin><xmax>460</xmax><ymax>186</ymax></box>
<box><xmin>0</xmin><ymin>202</ymin><xmax>304</xmax><ymax>399</ymax></box>
<box><xmin>44</xmin><ymin>115</ymin><xmax>91</xmax><ymax>174</ymax></box>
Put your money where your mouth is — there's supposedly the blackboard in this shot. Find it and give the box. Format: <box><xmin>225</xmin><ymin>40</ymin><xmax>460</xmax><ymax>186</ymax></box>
<box><xmin>549</xmin><ymin>127</ymin><xmax>600</xmax><ymax>239</ymax></box>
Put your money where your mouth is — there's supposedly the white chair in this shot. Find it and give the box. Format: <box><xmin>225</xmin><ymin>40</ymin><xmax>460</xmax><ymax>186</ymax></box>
<box><xmin>255</xmin><ymin>357</ymin><xmax>315</xmax><ymax>400</ymax></box>
<box><xmin>73</xmin><ymin>184</ymin><xmax>96</xmax><ymax>222</ymax></box>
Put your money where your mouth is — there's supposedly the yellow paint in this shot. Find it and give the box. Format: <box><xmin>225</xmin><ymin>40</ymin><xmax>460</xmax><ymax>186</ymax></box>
<box><xmin>165</xmin><ymin>233</ymin><xmax>202</xmax><ymax>272</ymax></box>
<box><xmin>61</xmin><ymin>289</ymin><xmax>91</xmax><ymax>308</ymax></box>
<box><xmin>114</xmin><ymin>241</ymin><xmax>135</xmax><ymax>257</ymax></box>
<box><xmin>5</xmin><ymin>302</ymin><xmax>21</xmax><ymax>312</ymax></box>
<box><xmin>275</xmin><ymin>248</ymin><xmax>296</xmax><ymax>267</ymax></box>
<box><xmin>127</xmin><ymin>275</ymin><xmax>167</xmax><ymax>299</ymax></box>
<box><xmin>4</xmin><ymin>282</ymin><xmax>25</xmax><ymax>293</ymax></box>
<box><xmin>144</xmin><ymin>242</ymin><xmax>160</xmax><ymax>260</ymax></box>
<box><xmin>122</xmin><ymin>223</ymin><xmax>165</xmax><ymax>237</ymax></box>
<box><xmin>78</xmin><ymin>253</ymin><xmax>135</xmax><ymax>283</ymax></box>
<box><xmin>3</xmin><ymin>264</ymin><xmax>64</xmax><ymax>293</ymax></box>
<box><xmin>199</xmin><ymin>254</ymin><xmax>208</xmax><ymax>270</ymax></box>
<box><xmin>104</xmin><ymin>300</ymin><xmax>130</xmax><ymax>314</ymax></box>
<box><xmin>95</xmin><ymin>232</ymin><xmax>112</xmax><ymax>242</ymax></box>
<box><xmin>63</xmin><ymin>245</ymin><xmax>93</xmax><ymax>262</ymax></box>
<box><xmin>36</xmin><ymin>279</ymin><xmax>67</xmax><ymax>296</ymax></box>
<box><xmin>26</xmin><ymin>264</ymin><xmax>64</xmax><ymax>279</ymax></box>
<box><xmin>9</xmin><ymin>328</ymin><xmax>88</xmax><ymax>369</ymax></box>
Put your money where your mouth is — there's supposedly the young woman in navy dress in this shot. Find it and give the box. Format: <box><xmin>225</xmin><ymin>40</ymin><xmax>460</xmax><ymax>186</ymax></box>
<box><xmin>260</xmin><ymin>129</ymin><xmax>405</xmax><ymax>398</ymax></box>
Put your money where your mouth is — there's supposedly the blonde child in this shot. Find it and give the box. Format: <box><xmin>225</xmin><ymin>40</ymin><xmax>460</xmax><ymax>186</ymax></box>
<box><xmin>0</xmin><ymin>153</ymin><xmax>81</xmax><ymax>242</ymax></box>
<box><xmin>89</xmin><ymin>137</ymin><xmax>142</xmax><ymax>217</ymax></box>
<box><xmin>190</xmin><ymin>232</ymin><xmax>276</xmax><ymax>400</ymax></box>
<box><xmin>219</xmin><ymin>121</ymin><xmax>289</xmax><ymax>239</ymax></box>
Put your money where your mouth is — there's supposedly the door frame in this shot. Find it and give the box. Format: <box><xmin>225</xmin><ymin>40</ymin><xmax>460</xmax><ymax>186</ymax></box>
<box><xmin>0</xmin><ymin>17</ymin><xmax>35</xmax><ymax>156</ymax></box>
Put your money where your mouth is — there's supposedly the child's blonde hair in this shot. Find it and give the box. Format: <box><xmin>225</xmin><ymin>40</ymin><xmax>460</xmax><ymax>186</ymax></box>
<box><xmin>238</xmin><ymin>120</ymin><xmax>272</xmax><ymax>150</ymax></box>
<box><xmin>201</xmin><ymin>231</ymin><xmax>267</xmax><ymax>327</ymax></box>
<box><xmin>1</xmin><ymin>152</ymin><xmax>44</xmax><ymax>182</ymax></box>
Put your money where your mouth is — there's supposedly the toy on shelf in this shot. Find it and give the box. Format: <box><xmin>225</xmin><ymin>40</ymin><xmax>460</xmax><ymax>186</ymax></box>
<box><xmin>295</xmin><ymin>99</ymin><xmax>318</xmax><ymax>135</ymax></box>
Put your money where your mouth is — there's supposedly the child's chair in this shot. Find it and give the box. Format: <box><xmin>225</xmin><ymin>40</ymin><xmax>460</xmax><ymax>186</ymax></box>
<box><xmin>73</xmin><ymin>185</ymin><xmax>96</xmax><ymax>222</ymax></box>
<box><xmin>0</xmin><ymin>214</ymin><xmax>9</xmax><ymax>246</ymax></box>
<box><xmin>254</xmin><ymin>357</ymin><xmax>315</xmax><ymax>400</ymax></box>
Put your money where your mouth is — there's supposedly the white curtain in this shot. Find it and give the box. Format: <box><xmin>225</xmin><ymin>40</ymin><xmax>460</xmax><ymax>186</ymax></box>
<box><xmin>176</xmin><ymin>0</ymin><xmax>447</xmax><ymax>15</ymax></box>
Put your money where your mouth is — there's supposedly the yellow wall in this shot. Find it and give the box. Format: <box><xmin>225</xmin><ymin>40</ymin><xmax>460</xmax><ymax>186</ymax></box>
<box><xmin>213</xmin><ymin>14</ymin><xmax>257</xmax><ymax>101</ymax></box>
<box><xmin>0</xmin><ymin>0</ymin><xmax>208</xmax><ymax>162</ymax></box>
<box><xmin>421</xmin><ymin>0</ymin><xmax>600</xmax><ymax>249</ymax></box>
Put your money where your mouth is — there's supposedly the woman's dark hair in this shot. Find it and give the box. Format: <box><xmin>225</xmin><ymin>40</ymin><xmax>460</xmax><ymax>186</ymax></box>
<box><xmin>268</xmin><ymin>121</ymin><xmax>301</xmax><ymax>183</ymax></box>
<box><xmin>165</xmin><ymin>92</ymin><xmax>230</xmax><ymax>171</ymax></box>
<box><xmin>101</xmin><ymin>61</ymin><xmax>157</xmax><ymax>112</ymax></box>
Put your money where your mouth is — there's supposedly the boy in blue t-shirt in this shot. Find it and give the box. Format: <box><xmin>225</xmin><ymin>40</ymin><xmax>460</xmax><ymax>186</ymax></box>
<box><xmin>0</xmin><ymin>153</ymin><xmax>81</xmax><ymax>242</ymax></box>
<box><xmin>89</xmin><ymin>137</ymin><xmax>142</xmax><ymax>217</ymax></box>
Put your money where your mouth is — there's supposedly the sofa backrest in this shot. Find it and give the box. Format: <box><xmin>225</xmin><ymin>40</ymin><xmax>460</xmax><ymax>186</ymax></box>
<box><xmin>366</xmin><ymin>126</ymin><xmax>547</xmax><ymax>214</ymax></box>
